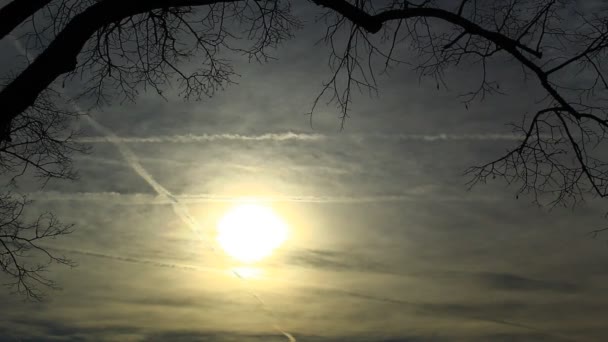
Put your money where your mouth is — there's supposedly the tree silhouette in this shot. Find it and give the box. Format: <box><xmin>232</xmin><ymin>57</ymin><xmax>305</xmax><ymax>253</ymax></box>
<box><xmin>0</xmin><ymin>192</ymin><xmax>74</xmax><ymax>300</ymax></box>
<box><xmin>0</xmin><ymin>0</ymin><xmax>607</xmax><ymax>298</ymax></box>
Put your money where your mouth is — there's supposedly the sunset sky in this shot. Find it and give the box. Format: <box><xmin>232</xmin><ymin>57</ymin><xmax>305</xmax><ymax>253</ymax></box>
<box><xmin>1</xmin><ymin>1</ymin><xmax>608</xmax><ymax>341</ymax></box>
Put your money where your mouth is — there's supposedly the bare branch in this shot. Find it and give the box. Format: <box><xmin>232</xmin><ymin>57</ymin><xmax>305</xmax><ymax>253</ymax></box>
<box><xmin>0</xmin><ymin>0</ymin><xmax>52</xmax><ymax>40</ymax></box>
<box><xmin>0</xmin><ymin>192</ymin><xmax>74</xmax><ymax>301</ymax></box>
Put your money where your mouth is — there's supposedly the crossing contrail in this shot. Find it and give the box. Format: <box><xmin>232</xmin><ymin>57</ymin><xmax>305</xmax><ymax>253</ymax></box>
<box><xmin>83</xmin><ymin>116</ymin><xmax>202</xmax><ymax>236</ymax></box>
<box><xmin>11</xmin><ymin>36</ymin><xmax>295</xmax><ymax>342</ymax></box>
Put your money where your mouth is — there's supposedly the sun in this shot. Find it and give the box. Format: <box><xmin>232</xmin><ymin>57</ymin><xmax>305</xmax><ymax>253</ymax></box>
<box><xmin>216</xmin><ymin>203</ymin><xmax>288</xmax><ymax>263</ymax></box>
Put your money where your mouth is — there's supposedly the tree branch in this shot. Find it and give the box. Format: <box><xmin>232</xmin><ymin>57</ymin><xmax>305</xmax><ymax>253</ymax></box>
<box><xmin>0</xmin><ymin>0</ymin><xmax>242</xmax><ymax>142</ymax></box>
<box><xmin>0</xmin><ymin>0</ymin><xmax>52</xmax><ymax>40</ymax></box>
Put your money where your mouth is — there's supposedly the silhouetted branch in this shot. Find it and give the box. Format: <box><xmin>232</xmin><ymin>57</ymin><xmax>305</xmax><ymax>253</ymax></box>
<box><xmin>0</xmin><ymin>2</ymin><xmax>607</xmax><ymax>295</ymax></box>
<box><xmin>0</xmin><ymin>192</ymin><xmax>74</xmax><ymax>301</ymax></box>
<box><xmin>311</xmin><ymin>0</ymin><xmax>608</xmax><ymax>207</ymax></box>
<box><xmin>0</xmin><ymin>0</ymin><xmax>52</xmax><ymax>40</ymax></box>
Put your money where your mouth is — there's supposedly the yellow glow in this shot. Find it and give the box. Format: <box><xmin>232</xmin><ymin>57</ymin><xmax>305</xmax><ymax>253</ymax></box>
<box><xmin>216</xmin><ymin>203</ymin><xmax>288</xmax><ymax>263</ymax></box>
<box><xmin>231</xmin><ymin>267</ymin><xmax>262</xmax><ymax>279</ymax></box>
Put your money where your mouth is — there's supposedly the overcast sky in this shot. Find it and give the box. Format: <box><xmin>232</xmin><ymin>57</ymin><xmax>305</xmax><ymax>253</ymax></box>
<box><xmin>1</xmin><ymin>1</ymin><xmax>608</xmax><ymax>341</ymax></box>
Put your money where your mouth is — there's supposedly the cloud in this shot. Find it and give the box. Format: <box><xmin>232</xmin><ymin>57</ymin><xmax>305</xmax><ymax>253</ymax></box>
<box><xmin>136</xmin><ymin>330</ymin><xmax>444</xmax><ymax>342</ymax></box>
<box><xmin>378</xmin><ymin>133</ymin><xmax>527</xmax><ymax>142</ymax></box>
<box><xmin>470</xmin><ymin>332</ymin><xmax>573</xmax><ymax>342</ymax></box>
<box><xmin>11</xmin><ymin>35</ymin><xmax>201</xmax><ymax>238</ymax></box>
<box><xmin>44</xmin><ymin>246</ymin><xmax>221</xmax><ymax>274</ymax></box>
<box><xmin>476</xmin><ymin>272</ymin><xmax>580</xmax><ymax>293</ymax></box>
<box><xmin>287</xmin><ymin>248</ymin><xmax>388</xmax><ymax>274</ymax></box>
<box><xmin>48</xmin><ymin>112</ymin><xmax>298</xmax><ymax>342</ymax></box>
<box><xmin>74</xmin><ymin>155</ymin><xmax>352</xmax><ymax>175</ymax></box>
<box><xmin>294</xmin><ymin>284</ymin><xmax>580</xmax><ymax>341</ymax></box>
<box><xmin>7</xmin><ymin>15</ymin><xmax>607</xmax><ymax>342</ymax></box>
<box><xmin>1</xmin><ymin>317</ymin><xmax>141</xmax><ymax>342</ymax></box>
<box><xmin>75</xmin><ymin>132</ymin><xmax>527</xmax><ymax>144</ymax></box>
<box><xmin>82</xmin><ymin>116</ymin><xmax>206</xmax><ymax>240</ymax></box>
<box><xmin>27</xmin><ymin>190</ymin><xmax>499</xmax><ymax>205</ymax></box>
<box><xmin>139</xmin><ymin>330</ymin><xmax>287</xmax><ymax>342</ymax></box>
<box><xmin>76</xmin><ymin>132</ymin><xmax>326</xmax><ymax>143</ymax></box>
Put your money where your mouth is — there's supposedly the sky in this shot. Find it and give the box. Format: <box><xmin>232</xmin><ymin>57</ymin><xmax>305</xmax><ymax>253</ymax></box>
<box><xmin>1</xmin><ymin>1</ymin><xmax>608</xmax><ymax>341</ymax></box>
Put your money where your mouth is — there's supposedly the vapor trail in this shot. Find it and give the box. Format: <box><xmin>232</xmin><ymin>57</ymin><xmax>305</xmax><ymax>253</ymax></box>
<box><xmin>11</xmin><ymin>36</ymin><xmax>294</xmax><ymax>341</ymax></box>
<box><xmin>74</xmin><ymin>154</ymin><xmax>348</xmax><ymax>175</ymax></box>
<box><xmin>85</xmin><ymin>117</ymin><xmax>299</xmax><ymax>340</ymax></box>
<box><xmin>76</xmin><ymin>132</ymin><xmax>530</xmax><ymax>144</ymax></box>
<box><xmin>28</xmin><ymin>190</ymin><xmax>500</xmax><ymax>205</ymax></box>
<box><xmin>82</xmin><ymin>85</ymin><xmax>298</xmax><ymax>342</ymax></box>
<box><xmin>10</xmin><ymin>35</ymin><xmax>201</xmax><ymax>239</ymax></box>
<box><xmin>52</xmin><ymin>245</ymin><xmax>573</xmax><ymax>342</ymax></box>
<box><xmin>45</xmin><ymin>246</ymin><xmax>220</xmax><ymax>274</ymax></box>
<box><xmin>83</xmin><ymin>116</ymin><xmax>202</xmax><ymax>236</ymax></box>
<box><xmin>77</xmin><ymin>132</ymin><xmax>325</xmax><ymax>143</ymax></box>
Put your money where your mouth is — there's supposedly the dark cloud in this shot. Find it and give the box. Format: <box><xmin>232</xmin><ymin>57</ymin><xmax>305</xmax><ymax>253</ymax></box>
<box><xmin>286</xmin><ymin>248</ymin><xmax>388</xmax><ymax>274</ymax></box>
<box><xmin>0</xmin><ymin>323</ymin><xmax>447</xmax><ymax>342</ymax></box>
<box><xmin>117</xmin><ymin>293</ymin><xmax>243</xmax><ymax>310</ymax></box>
<box><xmin>292</xmin><ymin>285</ymin><xmax>585</xmax><ymax>341</ymax></box>
<box><xmin>1</xmin><ymin>317</ymin><xmax>140</xmax><ymax>342</ymax></box>
<box><xmin>140</xmin><ymin>330</ymin><xmax>444</xmax><ymax>342</ymax></box>
<box><xmin>139</xmin><ymin>330</ymin><xmax>287</xmax><ymax>342</ymax></box>
<box><xmin>470</xmin><ymin>333</ymin><xmax>573</xmax><ymax>342</ymax></box>
<box><xmin>475</xmin><ymin>272</ymin><xmax>580</xmax><ymax>294</ymax></box>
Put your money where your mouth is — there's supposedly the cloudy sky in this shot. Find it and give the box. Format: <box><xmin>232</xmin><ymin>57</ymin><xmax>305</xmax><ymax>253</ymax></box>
<box><xmin>1</xmin><ymin>1</ymin><xmax>608</xmax><ymax>341</ymax></box>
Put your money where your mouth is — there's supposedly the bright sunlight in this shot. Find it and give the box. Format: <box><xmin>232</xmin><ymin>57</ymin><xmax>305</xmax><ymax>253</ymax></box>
<box><xmin>216</xmin><ymin>203</ymin><xmax>288</xmax><ymax>263</ymax></box>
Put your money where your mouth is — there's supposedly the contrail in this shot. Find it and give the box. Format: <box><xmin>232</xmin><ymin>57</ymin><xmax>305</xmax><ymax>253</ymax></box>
<box><xmin>388</xmin><ymin>133</ymin><xmax>527</xmax><ymax>141</ymax></box>
<box><xmin>76</xmin><ymin>132</ymin><xmax>325</xmax><ymax>143</ymax></box>
<box><xmin>9</xmin><ymin>35</ymin><xmax>570</xmax><ymax>342</ymax></box>
<box><xmin>13</xmin><ymin>31</ymin><xmax>209</xmax><ymax>252</ymax></box>
<box><xmin>82</xmin><ymin>116</ymin><xmax>202</xmax><ymax>237</ymax></box>
<box><xmin>11</xmin><ymin>36</ymin><xmax>294</xmax><ymax>341</ymax></box>
<box><xmin>50</xmin><ymin>245</ymin><xmax>574</xmax><ymax>342</ymax></box>
<box><xmin>76</xmin><ymin>132</ymin><xmax>529</xmax><ymax>144</ymax></box>
<box><xmin>28</xmin><ymin>190</ymin><xmax>500</xmax><ymax>205</ymax></box>
<box><xmin>74</xmin><ymin>154</ymin><xmax>349</xmax><ymax>175</ymax></box>
<box><xmin>333</xmin><ymin>289</ymin><xmax>577</xmax><ymax>341</ymax></box>
<box><xmin>84</xmin><ymin>116</ymin><xmax>304</xmax><ymax>341</ymax></box>
<box><xmin>45</xmin><ymin>245</ymin><xmax>221</xmax><ymax>274</ymax></box>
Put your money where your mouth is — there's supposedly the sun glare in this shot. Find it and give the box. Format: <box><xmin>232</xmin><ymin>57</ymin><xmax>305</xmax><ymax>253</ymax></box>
<box><xmin>216</xmin><ymin>203</ymin><xmax>288</xmax><ymax>263</ymax></box>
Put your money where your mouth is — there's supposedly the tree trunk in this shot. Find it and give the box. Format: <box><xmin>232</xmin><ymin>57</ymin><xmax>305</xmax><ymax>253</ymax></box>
<box><xmin>0</xmin><ymin>0</ymin><xmax>52</xmax><ymax>40</ymax></box>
